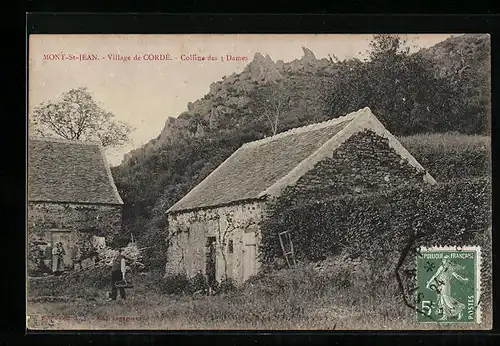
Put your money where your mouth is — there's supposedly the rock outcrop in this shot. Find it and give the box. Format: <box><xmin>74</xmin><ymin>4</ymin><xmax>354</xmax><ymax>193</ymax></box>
<box><xmin>242</xmin><ymin>52</ymin><xmax>283</xmax><ymax>83</ymax></box>
<box><xmin>120</xmin><ymin>47</ymin><xmax>336</xmax><ymax>166</ymax></box>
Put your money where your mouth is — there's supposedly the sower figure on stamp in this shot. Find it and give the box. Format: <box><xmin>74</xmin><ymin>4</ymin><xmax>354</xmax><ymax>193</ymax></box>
<box><xmin>110</xmin><ymin>249</ymin><xmax>127</xmax><ymax>300</ymax></box>
<box><xmin>426</xmin><ymin>258</ymin><xmax>469</xmax><ymax>320</ymax></box>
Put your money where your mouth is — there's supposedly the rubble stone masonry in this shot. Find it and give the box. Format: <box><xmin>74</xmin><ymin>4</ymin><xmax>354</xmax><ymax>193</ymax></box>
<box><xmin>166</xmin><ymin>201</ymin><xmax>264</xmax><ymax>284</ymax></box>
<box><xmin>28</xmin><ymin>202</ymin><xmax>122</xmax><ymax>242</ymax></box>
<box><xmin>281</xmin><ymin>130</ymin><xmax>427</xmax><ymax>204</ymax></box>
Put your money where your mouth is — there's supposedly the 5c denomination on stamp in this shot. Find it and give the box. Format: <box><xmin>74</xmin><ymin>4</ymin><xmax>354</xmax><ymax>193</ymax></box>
<box><xmin>416</xmin><ymin>246</ymin><xmax>481</xmax><ymax>323</ymax></box>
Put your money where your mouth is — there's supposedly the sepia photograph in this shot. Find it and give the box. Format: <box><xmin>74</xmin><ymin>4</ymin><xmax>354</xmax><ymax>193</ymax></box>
<box><xmin>27</xmin><ymin>33</ymin><xmax>492</xmax><ymax>330</ymax></box>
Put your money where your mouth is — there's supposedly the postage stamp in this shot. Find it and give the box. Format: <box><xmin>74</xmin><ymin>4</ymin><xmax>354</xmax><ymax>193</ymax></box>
<box><xmin>416</xmin><ymin>246</ymin><xmax>481</xmax><ymax>324</ymax></box>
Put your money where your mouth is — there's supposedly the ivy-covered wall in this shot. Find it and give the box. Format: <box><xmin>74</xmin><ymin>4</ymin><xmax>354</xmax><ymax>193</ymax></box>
<box><xmin>259</xmin><ymin>177</ymin><xmax>492</xmax><ymax>312</ymax></box>
<box><xmin>281</xmin><ymin>130</ymin><xmax>428</xmax><ymax>206</ymax></box>
<box><xmin>260</xmin><ymin>177</ymin><xmax>491</xmax><ymax>266</ymax></box>
<box><xmin>166</xmin><ymin>200</ymin><xmax>264</xmax><ymax>285</ymax></box>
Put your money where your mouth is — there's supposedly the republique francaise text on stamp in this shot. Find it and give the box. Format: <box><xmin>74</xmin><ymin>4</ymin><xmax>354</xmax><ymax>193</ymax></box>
<box><xmin>415</xmin><ymin>246</ymin><xmax>481</xmax><ymax>324</ymax></box>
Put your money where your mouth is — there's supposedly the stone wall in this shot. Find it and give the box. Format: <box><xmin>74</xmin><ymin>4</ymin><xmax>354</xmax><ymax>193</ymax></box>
<box><xmin>166</xmin><ymin>201</ymin><xmax>264</xmax><ymax>285</ymax></box>
<box><xmin>281</xmin><ymin>130</ymin><xmax>427</xmax><ymax>205</ymax></box>
<box><xmin>27</xmin><ymin>202</ymin><xmax>122</xmax><ymax>274</ymax></box>
<box><xmin>28</xmin><ymin>202</ymin><xmax>122</xmax><ymax>242</ymax></box>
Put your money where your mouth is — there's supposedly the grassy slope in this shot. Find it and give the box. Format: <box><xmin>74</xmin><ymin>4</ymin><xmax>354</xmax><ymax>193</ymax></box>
<box><xmin>400</xmin><ymin>133</ymin><xmax>490</xmax><ymax>181</ymax></box>
<box><xmin>28</xmin><ymin>262</ymin><xmax>491</xmax><ymax>330</ymax></box>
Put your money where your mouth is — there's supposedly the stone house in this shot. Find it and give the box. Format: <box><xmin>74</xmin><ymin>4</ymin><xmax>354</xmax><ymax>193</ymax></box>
<box><xmin>27</xmin><ymin>137</ymin><xmax>123</xmax><ymax>273</ymax></box>
<box><xmin>165</xmin><ymin>107</ymin><xmax>436</xmax><ymax>285</ymax></box>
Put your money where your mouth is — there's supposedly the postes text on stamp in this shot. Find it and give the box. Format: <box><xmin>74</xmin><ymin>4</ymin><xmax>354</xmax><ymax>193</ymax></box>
<box><xmin>416</xmin><ymin>246</ymin><xmax>481</xmax><ymax>323</ymax></box>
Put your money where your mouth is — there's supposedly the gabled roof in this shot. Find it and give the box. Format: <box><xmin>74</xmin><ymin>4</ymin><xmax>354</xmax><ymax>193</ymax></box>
<box><xmin>167</xmin><ymin>107</ymin><xmax>436</xmax><ymax>214</ymax></box>
<box><xmin>28</xmin><ymin>137</ymin><xmax>123</xmax><ymax>205</ymax></box>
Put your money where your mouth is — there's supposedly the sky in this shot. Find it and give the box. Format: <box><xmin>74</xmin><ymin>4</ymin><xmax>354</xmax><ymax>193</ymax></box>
<box><xmin>28</xmin><ymin>34</ymin><xmax>455</xmax><ymax>166</ymax></box>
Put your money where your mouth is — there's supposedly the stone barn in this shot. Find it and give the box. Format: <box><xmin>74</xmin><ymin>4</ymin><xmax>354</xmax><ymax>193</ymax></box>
<box><xmin>165</xmin><ymin>107</ymin><xmax>436</xmax><ymax>285</ymax></box>
<box><xmin>27</xmin><ymin>137</ymin><xmax>124</xmax><ymax>273</ymax></box>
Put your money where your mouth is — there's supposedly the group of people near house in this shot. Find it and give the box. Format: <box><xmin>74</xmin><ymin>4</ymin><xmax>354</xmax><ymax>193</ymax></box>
<box><xmin>36</xmin><ymin>239</ymin><xmax>220</xmax><ymax>301</ymax></box>
<box><xmin>39</xmin><ymin>235</ymin><xmax>108</xmax><ymax>274</ymax></box>
<box><xmin>38</xmin><ymin>241</ymin><xmax>129</xmax><ymax>301</ymax></box>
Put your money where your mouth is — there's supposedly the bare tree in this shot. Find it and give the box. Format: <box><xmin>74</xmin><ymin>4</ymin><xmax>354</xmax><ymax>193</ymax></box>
<box><xmin>30</xmin><ymin>87</ymin><xmax>133</xmax><ymax>148</ymax></box>
<box><xmin>251</xmin><ymin>82</ymin><xmax>292</xmax><ymax>136</ymax></box>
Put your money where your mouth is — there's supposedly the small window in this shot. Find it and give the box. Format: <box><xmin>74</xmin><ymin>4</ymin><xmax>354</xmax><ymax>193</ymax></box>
<box><xmin>228</xmin><ymin>240</ymin><xmax>234</xmax><ymax>254</ymax></box>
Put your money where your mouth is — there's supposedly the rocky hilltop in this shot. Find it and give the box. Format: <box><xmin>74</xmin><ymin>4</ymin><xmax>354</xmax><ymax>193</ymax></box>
<box><xmin>122</xmin><ymin>34</ymin><xmax>491</xmax><ymax>167</ymax></box>
<box><xmin>122</xmin><ymin>47</ymin><xmax>334</xmax><ymax>166</ymax></box>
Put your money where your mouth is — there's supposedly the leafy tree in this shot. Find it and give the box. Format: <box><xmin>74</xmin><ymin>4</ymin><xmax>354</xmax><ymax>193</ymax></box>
<box><xmin>369</xmin><ymin>34</ymin><xmax>411</xmax><ymax>60</ymax></box>
<box><xmin>30</xmin><ymin>87</ymin><xmax>133</xmax><ymax>148</ymax></box>
<box><xmin>322</xmin><ymin>34</ymin><xmax>471</xmax><ymax>135</ymax></box>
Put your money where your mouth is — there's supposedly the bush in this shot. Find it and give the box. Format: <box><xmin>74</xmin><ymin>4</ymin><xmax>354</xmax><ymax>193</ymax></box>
<box><xmin>401</xmin><ymin>133</ymin><xmax>490</xmax><ymax>181</ymax></box>
<box><xmin>240</xmin><ymin>258</ymin><xmax>371</xmax><ymax>303</ymax></box>
<box><xmin>134</xmin><ymin>228</ymin><xmax>168</xmax><ymax>271</ymax></box>
<box><xmin>260</xmin><ymin>177</ymin><xmax>491</xmax><ymax>267</ymax></box>
<box><xmin>217</xmin><ymin>277</ymin><xmax>237</xmax><ymax>294</ymax></box>
<box><xmin>28</xmin><ymin>264</ymin><xmax>111</xmax><ymax>299</ymax></box>
<box><xmin>191</xmin><ymin>272</ymin><xmax>210</xmax><ymax>293</ymax></box>
<box><xmin>160</xmin><ymin>273</ymin><xmax>192</xmax><ymax>295</ymax></box>
<box><xmin>242</xmin><ymin>265</ymin><xmax>318</xmax><ymax>300</ymax></box>
<box><xmin>158</xmin><ymin>272</ymin><xmax>238</xmax><ymax>296</ymax></box>
<box><xmin>159</xmin><ymin>272</ymin><xmax>238</xmax><ymax>296</ymax></box>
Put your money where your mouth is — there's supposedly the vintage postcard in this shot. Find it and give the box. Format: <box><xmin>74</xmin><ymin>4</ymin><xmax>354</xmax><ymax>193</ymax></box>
<box><xmin>27</xmin><ymin>33</ymin><xmax>492</xmax><ymax>330</ymax></box>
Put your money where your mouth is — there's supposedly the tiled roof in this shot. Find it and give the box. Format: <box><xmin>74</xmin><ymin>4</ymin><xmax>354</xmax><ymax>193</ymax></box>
<box><xmin>167</xmin><ymin>110</ymin><xmax>363</xmax><ymax>213</ymax></box>
<box><xmin>28</xmin><ymin>137</ymin><xmax>123</xmax><ymax>205</ymax></box>
<box><xmin>168</xmin><ymin>107</ymin><xmax>437</xmax><ymax>214</ymax></box>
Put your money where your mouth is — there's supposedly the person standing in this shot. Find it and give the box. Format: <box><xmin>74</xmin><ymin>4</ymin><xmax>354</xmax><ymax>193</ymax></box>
<box><xmin>110</xmin><ymin>249</ymin><xmax>127</xmax><ymax>300</ymax></box>
<box><xmin>52</xmin><ymin>242</ymin><xmax>65</xmax><ymax>275</ymax></box>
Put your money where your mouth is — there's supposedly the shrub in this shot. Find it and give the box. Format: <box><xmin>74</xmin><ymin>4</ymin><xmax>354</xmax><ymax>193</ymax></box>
<box><xmin>191</xmin><ymin>272</ymin><xmax>210</xmax><ymax>293</ymax></box>
<box><xmin>243</xmin><ymin>263</ymin><xmax>328</xmax><ymax>299</ymax></box>
<box><xmin>160</xmin><ymin>273</ymin><xmax>192</xmax><ymax>295</ymax></box>
<box><xmin>261</xmin><ymin>177</ymin><xmax>491</xmax><ymax>268</ymax></box>
<box><xmin>400</xmin><ymin>133</ymin><xmax>490</xmax><ymax>181</ymax></box>
<box><xmin>28</xmin><ymin>264</ymin><xmax>111</xmax><ymax>299</ymax></box>
<box><xmin>216</xmin><ymin>277</ymin><xmax>237</xmax><ymax>294</ymax></box>
<box><xmin>158</xmin><ymin>272</ymin><xmax>236</xmax><ymax>296</ymax></box>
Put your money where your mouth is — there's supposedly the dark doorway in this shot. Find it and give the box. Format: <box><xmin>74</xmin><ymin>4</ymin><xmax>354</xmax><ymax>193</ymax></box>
<box><xmin>206</xmin><ymin>237</ymin><xmax>217</xmax><ymax>288</ymax></box>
